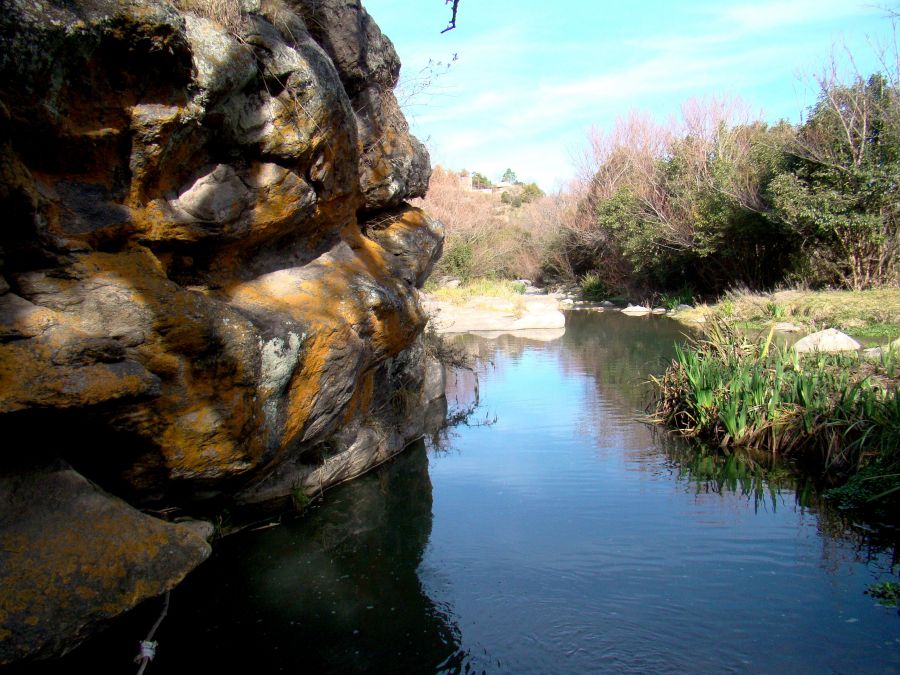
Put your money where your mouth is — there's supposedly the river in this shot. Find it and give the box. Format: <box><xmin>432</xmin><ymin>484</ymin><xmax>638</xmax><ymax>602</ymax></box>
<box><xmin>27</xmin><ymin>311</ymin><xmax>900</xmax><ymax>673</ymax></box>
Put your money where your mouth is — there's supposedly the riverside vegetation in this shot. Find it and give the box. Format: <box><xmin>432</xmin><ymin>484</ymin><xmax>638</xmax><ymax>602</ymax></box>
<box><xmin>416</xmin><ymin>38</ymin><xmax>899</xmax><ymax>516</ymax></box>
<box><xmin>652</xmin><ymin>319</ymin><xmax>900</xmax><ymax>515</ymax></box>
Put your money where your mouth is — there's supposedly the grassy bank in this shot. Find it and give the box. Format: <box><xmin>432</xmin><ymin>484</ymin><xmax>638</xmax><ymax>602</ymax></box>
<box><xmin>674</xmin><ymin>288</ymin><xmax>900</xmax><ymax>341</ymax></box>
<box><xmin>426</xmin><ymin>278</ymin><xmax>527</xmax><ymax>305</ymax></box>
<box><xmin>652</xmin><ymin>319</ymin><xmax>900</xmax><ymax>512</ymax></box>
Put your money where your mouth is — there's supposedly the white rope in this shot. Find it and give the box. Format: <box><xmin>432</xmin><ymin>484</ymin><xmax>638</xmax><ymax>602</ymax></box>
<box><xmin>134</xmin><ymin>590</ymin><xmax>170</xmax><ymax>675</ymax></box>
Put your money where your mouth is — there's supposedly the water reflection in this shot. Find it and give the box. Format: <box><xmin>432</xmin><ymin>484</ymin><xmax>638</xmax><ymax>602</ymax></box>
<box><xmin>160</xmin><ymin>440</ymin><xmax>462</xmax><ymax>674</ymax></box>
<box><xmin>425</xmin><ymin>312</ymin><xmax>899</xmax><ymax>673</ymax></box>
<box><xmin>27</xmin><ymin>312</ymin><xmax>900</xmax><ymax>673</ymax></box>
<box><xmin>23</xmin><ymin>442</ymin><xmax>464</xmax><ymax>674</ymax></box>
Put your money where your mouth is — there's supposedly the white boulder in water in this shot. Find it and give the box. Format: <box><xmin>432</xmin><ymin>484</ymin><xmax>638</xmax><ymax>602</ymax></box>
<box><xmin>793</xmin><ymin>328</ymin><xmax>861</xmax><ymax>354</ymax></box>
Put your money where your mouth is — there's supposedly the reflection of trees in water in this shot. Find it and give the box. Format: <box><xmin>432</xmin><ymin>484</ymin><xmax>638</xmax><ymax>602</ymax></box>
<box><xmin>449</xmin><ymin>313</ymin><xmax>899</xmax><ymax>574</ymax></box>
<box><xmin>660</xmin><ymin>430</ymin><xmax>899</xmax><ymax>571</ymax></box>
<box><xmin>561</xmin><ymin>310</ymin><xmax>691</xmax><ymax>412</ymax></box>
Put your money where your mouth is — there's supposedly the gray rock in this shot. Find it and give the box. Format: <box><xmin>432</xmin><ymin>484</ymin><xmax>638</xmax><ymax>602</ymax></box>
<box><xmin>621</xmin><ymin>304</ymin><xmax>651</xmax><ymax>316</ymax></box>
<box><xmin>774</xmin><ymin>321</ymin><xmax>803</xmax><ymax>332</ymax></box>
<box><xmin>365</xmin><ymin>208</ymin><xmax>444</xmax><ymax>287</ymax></box>
<box><xmin>174</xmin><ymin>164</ymin><xmax>251</xmax><ymax>224</ymax></box>
<box><xmin>793</xmin><ymin>328</ymin><xmax>861</xmax><ymax>353</ymax></box>
<box><xmin>675</xmin><ymin>303</ymin><xmax>692</xmax><ymax>311</ymax></box>
<box><xmin>423</xmin><ymin>355</ymin><xmax>446</xmax><ymax>403</ymax></box>
<box><xmin>184</xmin><ymin>14</ymin><xmax>257</xmax><ymax>107</ymax></box>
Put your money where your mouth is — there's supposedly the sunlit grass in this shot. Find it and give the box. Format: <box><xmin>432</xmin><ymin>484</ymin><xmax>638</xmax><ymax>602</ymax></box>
<box><xmin>674</xmin><ymin>288</ymin><xmax>900</xmax><ymax>341</ymax></box>
<box><xmin>428</xmin><ymin>278</ymin><xmax>527</xmax><ymax>306</ymax></box>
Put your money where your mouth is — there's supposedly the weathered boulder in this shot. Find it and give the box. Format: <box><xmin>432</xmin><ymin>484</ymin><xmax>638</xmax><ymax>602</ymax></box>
<box><xmin>295</xmin><ymin>0</ymin><xmax>431</xmax><ymax>209</ymax></box>
<box><xmin>0</xmin><ymin>0</ymin><xmax>442</xmax><ymax>663</ymax></box>
<box><xmin>0</xmin><ymin>463</ymin><xmax>211</xmax><ymax>664</ymax></box>
<box><xmin>793</xmin><ymin>328</ymin><xmax>861</xmax><ymax>354</ymax></box>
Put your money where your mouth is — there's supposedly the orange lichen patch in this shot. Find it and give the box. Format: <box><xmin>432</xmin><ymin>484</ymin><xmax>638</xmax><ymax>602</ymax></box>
<box><xmin>127</xmin><ymin>105</ymin><xmax>209</xmax><ymax>203</ymax></box>
<box><xmin>0</xmin><ymin>327</ymin><xmax>156</xmax><ymax>413</ymax></box>
<box><xmin>158</xmin><ymin>402</ymin><xmax>250</xmax><ymax>479</ymax></box>
<box><xmin>0</xmin><ymin>468</ymin><xmax>209</xmax><ymax>664</ymax></box>
<box><xmin>341</xmin><ymin>369</ymin><xmax>374</xmax><ymax>425</ymax></box>
<box><xmin>5</xmin><ymin>246</ymin><xmax>267</xmax><ymax>486</ymax></box>
<box><xmin>280</xmin><ymin>331</ymin><xmax>336</xmax><ymax>449</ymax></box>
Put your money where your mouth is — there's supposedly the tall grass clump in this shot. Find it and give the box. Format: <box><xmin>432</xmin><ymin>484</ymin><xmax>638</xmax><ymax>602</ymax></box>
<box><xmin>579</xmin><ymin>271</ymin><xmax>609</xmax><ymax>301</ymax></box>
<box><xmin>652</xmin><ymin>319</ymin><xmax>900</xmax><ymax>505</ymax></box>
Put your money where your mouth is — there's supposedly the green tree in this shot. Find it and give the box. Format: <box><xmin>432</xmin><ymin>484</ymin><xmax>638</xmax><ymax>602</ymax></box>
<box><xmin>520</xmin><ymin>182</ymin><xmax>544</xmax><ymax>203</ymax></box>
<box><xmin>501</xmin><ymin>168</ymin><xmax>518</xmax><ymax>184</ymax></box>
<box><xmin>769</xmin><ymin>73</ymin><xmax>899</xmax><ymax>289</ymax></box>
<box><xmin>471</xmin><ymin>171</ymin><xmax>491</xmax><ymax>189</ymax></box>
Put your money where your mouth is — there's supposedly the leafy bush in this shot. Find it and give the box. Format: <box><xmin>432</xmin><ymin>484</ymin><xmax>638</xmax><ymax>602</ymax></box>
<box><xmin>439</xmin><ymin>237</ymin><xmax>474</xmax><ymax>281</ymax></box>
<box><xmin>579</xmin><ymin>271</ymin><xmax>609</xmax><ymax>300</ymax></box>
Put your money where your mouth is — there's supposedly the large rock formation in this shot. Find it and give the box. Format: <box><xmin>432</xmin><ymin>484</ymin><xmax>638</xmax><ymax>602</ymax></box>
<box><xmin>0</xmin><ymin>0</ymin><xmax>443</xmax><ymax>663</ymax></box>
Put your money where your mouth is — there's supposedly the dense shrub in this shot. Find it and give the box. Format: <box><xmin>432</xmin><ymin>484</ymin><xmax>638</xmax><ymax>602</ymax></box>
<box><xmin>560</xmin><ymin>59</ymin><xmax>898</xmax><ymax>295</ymax></box>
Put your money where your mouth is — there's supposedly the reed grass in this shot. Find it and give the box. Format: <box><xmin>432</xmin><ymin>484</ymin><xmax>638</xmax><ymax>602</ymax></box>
<box><xmin>652</xmin><ymin>318</ymin><xmax>900</xmax><ymax>502</ymax></box>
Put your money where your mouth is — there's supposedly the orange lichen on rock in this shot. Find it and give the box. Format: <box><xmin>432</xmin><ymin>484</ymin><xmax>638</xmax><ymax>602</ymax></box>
<box><xmin>0</xmin><ymin>466</ymin><xmax>210</xmax><ymax>665</ymax></box>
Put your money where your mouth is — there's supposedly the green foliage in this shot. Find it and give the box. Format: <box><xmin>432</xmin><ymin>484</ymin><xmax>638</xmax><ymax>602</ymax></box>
<box><xmin>438</xmin><ymin>236</ymin><xmax>474</xmax><ymax>281</ymax></box>
<box><xmin>511</xmin><ymin>281</ymin><xmax>527</xmax><ymax>294</ymax></box>
<box><xmin>471</xmin><ymin>171</ymin><xmax>491</xmax><ymax>189</ymax></box>
<box><xmin>579</xmin><ymin>271</ymin><xmax>609</xmax><ymax>301</ymax></box>
<box><xmin>562</xmin><ymin>66</ymin><xmax>898</xmax><ymax>294</ymax></box>
<box><xmin>865</xmin><ymin>580</ymin><xmax>900</xmax><ymax>607</ymax></box>
<box><xmin>660</xmin><ymin>287</ymin><xmax>694</xmax><ymax>310</ymax></box>
<box><xmin>501</xmin><ymin>168</ymin><xmax>518</xmax><ymax>183</ymax></box>
<box><xmin>500</xmin><ymin>191</ymin><xmax>522</xmax><ymax>207</ymax></box>
<box><xmin>291</xmin><ymin>488</ymin><xmax>310</xmax><ymax>511</ymax></box>
<box><xmin>520</xmin><ymin>182</ymin><xmax>544</xmax><ymax>203</ymax></box>
<box><xmin>768</xmin><ymin>74</ymin><xmax>899</xmax><ymax>289</ymax></box>
<box><xmin>765</xmin><ymin>301</ymin><xmax>786</xmax><ymax>319</ymax></box>
<box><xmin>652</xmin><ymin>318</ymin><xmax>900</xmax><ymax>499</ymax></box>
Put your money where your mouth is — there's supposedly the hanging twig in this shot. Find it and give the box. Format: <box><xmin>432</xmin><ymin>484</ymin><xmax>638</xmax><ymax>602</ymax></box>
<box><xmin>442</xmin><ymin>0</ymin><xmax>460</xmax><ymax>33</ymax></box>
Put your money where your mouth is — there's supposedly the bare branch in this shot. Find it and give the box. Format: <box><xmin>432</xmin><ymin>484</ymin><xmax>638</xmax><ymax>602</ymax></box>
<box><xmin>442</xmin><ymin>0</ymin><xmax>459</xmax><ymax>33</ymax></box>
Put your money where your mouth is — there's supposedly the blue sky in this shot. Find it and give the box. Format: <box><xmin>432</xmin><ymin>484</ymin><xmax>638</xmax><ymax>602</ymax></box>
<box><xmin>363</xmin><ymin>0</ymin><xmax>898</xmax><ymax>191</ymax></box>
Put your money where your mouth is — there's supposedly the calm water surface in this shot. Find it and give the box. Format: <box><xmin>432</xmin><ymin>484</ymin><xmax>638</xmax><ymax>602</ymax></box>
<box><xmin>35</xmin><ymin>311</ymin><xmax>900</xmax><ymax>673</ymax></box>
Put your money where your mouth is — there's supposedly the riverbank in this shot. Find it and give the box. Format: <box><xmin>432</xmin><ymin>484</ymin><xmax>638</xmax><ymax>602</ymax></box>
<box><xmin>670</xmin><ymin>288</ymin><xmax>900</xmax><ymax>342</ymax></box>
<box><xmin>423</xmin><ymin>280</ymin><xmax>566</xmax><ymax>334</ymax></box>
<box><xmin>652</xmin><ymin>316</ymin><xmax>900</xmax><ymax>516</ymax></box>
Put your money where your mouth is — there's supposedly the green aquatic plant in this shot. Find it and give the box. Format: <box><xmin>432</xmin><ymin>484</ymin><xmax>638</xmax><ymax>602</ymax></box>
<box><xmin>652</xmin><ymin>317</ymin><xmax>900</xmax><ymax>502</ymax></box>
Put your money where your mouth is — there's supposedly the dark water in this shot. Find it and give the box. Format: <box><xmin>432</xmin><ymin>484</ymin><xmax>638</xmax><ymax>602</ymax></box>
<box><xmin>28</xmin><ymin>311</ymin><xmax>900</xmax><ymax>673</ymax></box>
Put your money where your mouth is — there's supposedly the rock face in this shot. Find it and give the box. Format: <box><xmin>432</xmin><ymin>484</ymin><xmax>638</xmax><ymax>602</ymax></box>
<box><xmin>0</xmin><ymin>0</ymin><xmax>441</xmax><ymax>663</ymax></box>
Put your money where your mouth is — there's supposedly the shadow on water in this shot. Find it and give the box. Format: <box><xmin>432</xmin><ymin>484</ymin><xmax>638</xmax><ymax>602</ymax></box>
<box><xmin>17</xmin><ymin>441</ymin><xmax>464</xmax><ymax>674</ymax></box>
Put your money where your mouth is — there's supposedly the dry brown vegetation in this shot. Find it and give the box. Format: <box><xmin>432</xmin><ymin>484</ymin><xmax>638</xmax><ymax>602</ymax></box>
<box><xmin>412</xmin><ymin>166</ymin><xmax>578</xmax><ymax>283</ymax></box>
<box><xmin>173</xmin><ymin>0</ymin><xmax>245</xmax><ymax>30</ymax></box>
